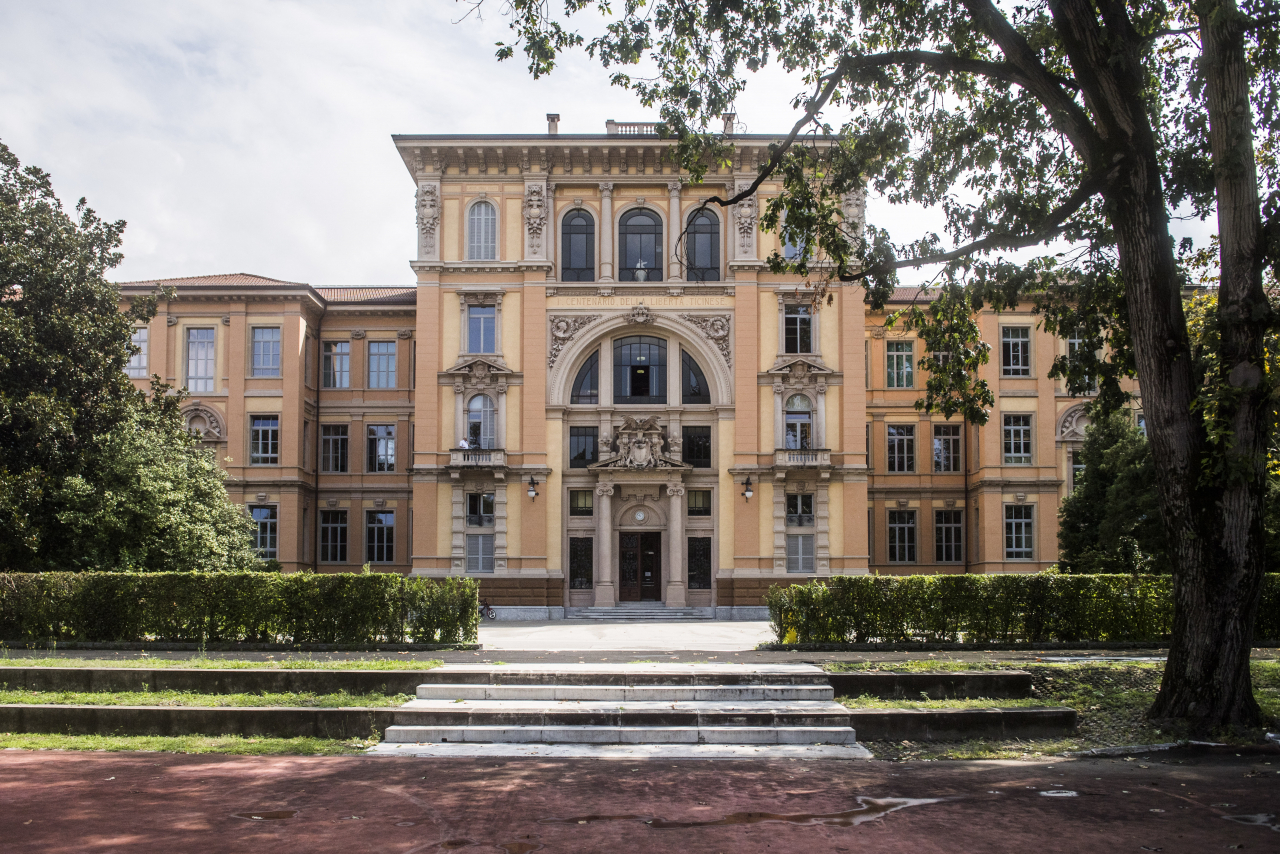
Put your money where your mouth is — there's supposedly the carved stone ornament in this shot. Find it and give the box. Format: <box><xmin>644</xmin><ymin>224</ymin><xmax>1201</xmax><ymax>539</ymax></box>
<box><xmin>350</xmin><ymin>329</ymin><xmax>366</xmax><ymax>339</ymax></box>
<box><xmin>397</xmin><ymin>329</ymin><xmax>413</xmax><ymax>339</ymax></box>
<box><xmin>1058</xmin><ymin>404</ymin><xmax>1090</xmax><ymax>441</ymax></box>
<box><xmin>416</xmin><ymin>183</ymin><xmax>440</xmax><ymax>256</ymax></box>
<box><xmin>594</xmin><ymin>415</ymin><xmax>687</xmax><ymax>470</ymax></box>
<box><xmin>627</xmin><ymin>302</ymin><xmax>655</xmax><ymax>326</ymax></box>
<box><xmin>451</xmin><ymin>358</ymin><xmax>509</xmax><ymax>395</ymax></box>
<box><xmin>183</xmin><ymin>405</ymin><xmax>224</xmax><ymax>441</ymax></box>
<box><xmin>841</xmin><ymin>184</ymin><xmax>867</xmax><ymax>239</ymax></box>
<box><xmin>679</xmin><ymin>313</ymin><xmax>732</xmax><ymax>369</ymax></box>
<box><xmin>734</xmin><ymin>182</ymin><xmax>758</xmax><ymax>258</ymax></box>
<box><xmin>524</xmin><ymin>183</ymin><xmax>548</xmax><ymax>256</ymax></box>
<box><xmin>666</xmin><ymin>483</ymin><xmax>686</xmax><ymax>497</ymax></box>
<box><xmin>594</xmin><ymin>483</ymin><xmax>615</xmax><ymax>497</ymax></box>
<box><xmin>548</xmin><ymin>314</ymin><xmax>602</xmax><ymax>368</ymax></box>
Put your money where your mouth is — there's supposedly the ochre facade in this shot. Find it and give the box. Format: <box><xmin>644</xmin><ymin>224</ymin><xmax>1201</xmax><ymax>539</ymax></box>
<box><xmin>119</xmin><ymin>123</ymin><xmax>1109</xmax><ymax>616</ymax></box>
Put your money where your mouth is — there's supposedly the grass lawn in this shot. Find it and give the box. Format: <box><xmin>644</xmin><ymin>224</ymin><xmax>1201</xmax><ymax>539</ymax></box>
<box><xmin>0</xmin><ymin>689</ymin><xmax>411</xmax><ymax>708</ymax></box>
<box><xmin>0</xmin><ymin>733</ymin><xmax>371</xmax><ymax>755</ymax></box>
<box><xmin>0</xmin><ymin>655</ymin><xmax>443</xmax><ymax>671</ymax></box>
<box><xmin>838</xmin><ymin>659</ymin><xmax>1280</xmax><ymax>760</ymax></box>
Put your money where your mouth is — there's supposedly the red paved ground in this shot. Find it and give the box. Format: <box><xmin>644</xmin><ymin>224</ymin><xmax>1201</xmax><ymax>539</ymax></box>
<box><xmin>1</xmin><ymin>748</ymin><xmax>1278</xmax><ymax>853</ymax></box>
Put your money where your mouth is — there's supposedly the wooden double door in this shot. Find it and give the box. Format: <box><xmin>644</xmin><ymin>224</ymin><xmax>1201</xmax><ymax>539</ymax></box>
<box><xmin>618</xmin><ymin>532</ymin><xmax>662</xmax><ymax>601</ymax></box>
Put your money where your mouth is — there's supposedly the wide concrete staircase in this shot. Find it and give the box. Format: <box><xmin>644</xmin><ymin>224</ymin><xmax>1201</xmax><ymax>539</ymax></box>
<box><xmin>383</xmin><ymin>663</ymin><xmax>857</xmax><ymax>746</ymax></box>
<box><xmin>567</xmin><ymin>603</ymin><xmax>711</xmax><ymax>621</ymax></box>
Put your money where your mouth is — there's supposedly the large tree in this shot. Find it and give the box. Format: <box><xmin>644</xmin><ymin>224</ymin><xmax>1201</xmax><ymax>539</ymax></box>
<box><xmin>0</xmin><ymin>141</ymin><xmax>259</xmax><ymax>572</ymax></box>
<box><xmin>493</xmin><ymin>0</ymin><xmax>1279</xmax><ymax>730</ymax></box>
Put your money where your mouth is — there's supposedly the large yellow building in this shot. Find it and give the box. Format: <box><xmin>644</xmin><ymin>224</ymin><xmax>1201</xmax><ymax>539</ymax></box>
<box><xmin>120</xmin><ymin>119</ymin><xmax>1106</xmax><ymax>618</ymax></box>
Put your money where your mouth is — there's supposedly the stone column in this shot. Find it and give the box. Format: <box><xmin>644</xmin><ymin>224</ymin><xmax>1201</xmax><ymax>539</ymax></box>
<box><xmin>665</xmin><ymin>482</ymin><xmax>687</xmax><ymax>606</ymax></box>
<box><xmin>599</xmin><ymin>183</ymin><xmax>615</xmax><ymax>282</ymax></box>
<box><xmin>667</xmin><ymin>181</ymin><xmax>682</xmax><ymax>281</ymax></box>
<box><xmin>594</xmin><ymin>482</ymin><xmax>616</xmax><ymax>606</ymax></box>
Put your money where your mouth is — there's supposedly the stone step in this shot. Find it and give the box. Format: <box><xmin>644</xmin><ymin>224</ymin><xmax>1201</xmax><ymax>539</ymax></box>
<box><xmin>382</xmin><ymin>724</ymin><xmax>859</xmax><ymax>745</ymax></box>
<box><xmin>393</xmin><ymin>699</ymin><xmax>851</xmax><ymax>728</ymax></box>
<box><xmin>415</xmin><ymin>683</ymin><xmax>835</xmax><ymax>702</ymax></box>
<box><xmin>414</xmin><ymin>663</ymin><xmax>831</xmax><ymax>686</ymax></box>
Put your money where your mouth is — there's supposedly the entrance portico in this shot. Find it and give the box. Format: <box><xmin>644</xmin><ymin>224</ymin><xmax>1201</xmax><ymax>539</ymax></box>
<box><xmin>591</xmin><ymin>469</ymin><xmax>691</xmax><ymax>608</ymax></box>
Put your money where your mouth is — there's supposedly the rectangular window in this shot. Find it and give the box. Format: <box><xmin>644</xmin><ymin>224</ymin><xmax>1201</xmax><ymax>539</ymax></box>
<box><xmin>366</xmin><ymin>511</ymin><xmax>395</xmax><ymax>563</ymax></box>
<box><xmin>935</xmin><ymin>510</ymin><xmax>963</xmax><ymax>563</ymax></box>
<box><xmin>468</xmin><ymin>305</ymin><xmax>497</xmax><ymax>354</ymax></box>
<box><xmin>783</xmin><ymin>305</ymin><xmax>812</xmax><ymax>354</ymax></box>
<box><xmin>688</xmin><ymin>537</ymin><xmax>712</xmax><ymax>589</ymax></box>
<box><xmin>249</xmin><ymin>416</ymin><xmax>280</xmax><ymax>465</ymax></box>
<box><xmin>126</xmin><ymin>327</ymin><xmax>149</xmax><ymax>377</ymax></box>
<box><xmin>367</xmin><ymin>425</ymin><xmax>395</xmax><ymax>472</ymax></box>
<box><xmin>1003</xmin><ymin>414</ymin><xmax>1033</xmax><ymax>465</ymax></box>
<box><xmin>466</xmin><ymin>533</ymin><xmax>494</xmax><ymax>573</ymax></box>
<box><xmin>1002</xmin><ymin>327</ymin><xmax>1031</xmax><ymax>376</ymax></box>
<box><xmin>1066</xmin><ymin>330</ymin><xmax>1097</xmax><ymax>392</ymax></box>
<box><xmin>320</xmin><ymin>510</ymin><xmax>348</xmax><ymax>563</ymax></box>
<box><xmin>569</xmin><ymin>490</ymin><xmax>594</xmax><ymax>517</ymax></box>
<box><xmin>186</xmin><ymin>327</ymin><xmax>215</xmax><ymax>392</ymax></box>
<box><xmin>1005</xmin><ymin>505</ymin><xmax>1034</xmax><ymax>559</ymax></box>
<box><xmin>886</xmin><ymin>341</ymin><xmax>913</xmax><ymax>388</ymax></box>
<box><xmin>321</xmin><ymin>425</ymin><xmax>348</xmax><ymax>473</ymax></box>
<box><xmin>786</xmin><ymin>534</ymin><xmax>815</xmax><ymax>573</ymax></box>
<box><xmin>250</xmin><ymin>505</ymin><xmax>277</xmax><ymax>559</ymax></box>
<box><xmin>1071</xmin><ymin>450</ymin><xmax>1086</xmax><ymax>490</ymax></box>
<box><xmin>933</xmin><ymin>424</ymin><xmax>961</xmax><ymax>472</ymax></box>
<box><xmin>466</xmin><ymin>493</ymin><xmax>495</xmax><ymax>527</ymax></box>
<box><xmin>786</xmin><ymin>493</ymin><xmax>814</xmax><ymax>527</ymax></box>
<box><xmin>368</xmin><ymin>341</ymin><xmax>397</xmax><ymax>388</ymax></box>
<box><xmin>251</xmin><ymin>327</ymin><xmax>281</xmax><ymax>377</ymax></box>
<box><xmin>886</xmin><ymin>425</ymin><xmax>915</xmax><ymax>472</ymax></box>
<box><xmin>323</xmin><ymin>342</ymin><xmax>350</xmax><ymax>388</ymax></box>
<box><xmin>887</xmin><ymin>510</ymin><xmax>917</xmax><ymax>563</ymax></box>
<box><xmin>569</xmin><ymin>426</ymin><xmax>598</xmax><ymax>468</ymax></box>
<box><xmin>688</xmin><ymin>490</ymin><xmax>712</xmax><ymax>517</ymax></box>
<box><xmin>569</xmin><ymin>536</ymin><xmax>593</xmax><ymax>589</ymax></box>
<box><xmin>682</xmin><ymin>425</ymin><xmax>712</xmax><ymax>468</ymax></box>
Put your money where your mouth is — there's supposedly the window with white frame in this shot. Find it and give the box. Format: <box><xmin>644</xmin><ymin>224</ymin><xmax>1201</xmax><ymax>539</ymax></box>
<box><xmin>786</xmin><ymin>493</ymin><xmax>814</xmax><ymax>526</ymax></box>
<box><xmin>886</xmin><ymin>341</ymin><xmax>913</xmax><ymax>388</ymax></box>
<box><xmin>321</xmin><ymin>424</ymin><xmax>348</xmax><ymax>472</ymax></box>
<box><xmin>468</xmin><ymin>305</ymin><xmax>497</xmax><ymax>353</ymax></box>
<box><xmin>250</xmin><ymin>505</ymin><xmax>277</xmax><ymax>559</ymax></box>
<box><xmin>366</xmin><ymin>511</ymin><xmax>395</xmax><ymax>563</ymax></box>
<box><xmin>252</xmin><ymin>327</ymin><xmax>281</xmax><ymax>377</ymax></box>
<box><xmin>935</xmin><ymin>509</ymin><xmax>963</xmax><ymax>562</ymax></box>
<box><xmin>786</xmin><ymin>534</ymin><xmax>814</xmax><ymax>573</ymax></box>
<box><xmin>368</xmin><ymin>341</ymin><xmax>396</xmax><ymax>388</ymax></box>
<box><xmin>126</xmin><ymin>327</ymin><xmax>149</xmax><ymax>377</ymax></box>
<box><xmin>886</xmin><ymin>424</ymin><xmax>915</xmax><ymax>472</ymax></box>
<box><xmin>466</xmin><ymin>493</ymin><xmax>495</xmax><ymax>528</ymax></box>
<box><xmin>784</xmin><ymin>394</ymin><xmax>814</xmax><ymax>449</ymax></box>
<box><xmin>887</xmin><ymin>510</ymin><xmax>917</xmax><ymax>562</ymax></box>
<box><xmin>322</xmin><ymin>342</ymin><xmax>350</xmax><ymax>388</ymax></box>
<box><xmin>466</xmin><ymin>533</ymin><xmax>495</xmax><ymax>573</ymax></box>
<box><xmin>186</xmin><ymin>328</ymin><xmax>215</xmax><ymax>392</ymax></box>
<box><xmin>366</xmin><ymin>425</ymin><xmax>395</xmax><ymax>472</ymax></box>
<box><xmin>1004</xmin><ymin>505</ymin><xmax>1034</xmax><ymax>559</ymax></box>
<box><xmin>468</xmin><ymin>200</ymin><xmax>497</xmax><ymax>260</ymax></box>
<box><xmin>468</xmin><ymin>395</ymin><xmax>497</xmax><ymax>449</ymax></box>
<box><xmin>1002</xmin><ymin>414</ymin><xmax>1033</xmax><ymax>465</ymax></box>
<box><xmin>933</xmin><ymin>424</ymin><xmax>961</xmax><ymax>472</ymax></box>
<box><xmin>320</xmin><ymin>510</ymin><xmax>347</xmax><ymax>563</ymax></box>
<box><xmin>250</xmin><ymin>416</ymin><xmax>279</xmax><ymax>465</ymax></box>
<box><xmin>1002</xmin><ymin>327</ymin><xmax>1031</xmax><ymax>376</ymax></box>
<box><xmin>783</xmin><ymin>305</ymin><xmax>812</xmax><ymax>353</ymax></box>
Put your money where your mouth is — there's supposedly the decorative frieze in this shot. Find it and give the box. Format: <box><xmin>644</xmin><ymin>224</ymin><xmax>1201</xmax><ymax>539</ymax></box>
<box><xmin>679</xmin><ymin>313</ymin><xmax>732</xmax><ymax>369</ymax></box>
<box><xmin>548</xmin><ymin>314</ymin><xmax>602</xmax><ymax>368</ymax></box>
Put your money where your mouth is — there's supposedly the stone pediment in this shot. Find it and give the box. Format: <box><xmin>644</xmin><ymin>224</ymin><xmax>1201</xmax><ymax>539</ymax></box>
<box><xmin>589</xmin><ymin>454</ymin><xmax>691</xmax><ymax>471</ymax></box>
<box><xmin>444</xmin><ymin>357</ymin><xmax>514</xmax><ymax>394</ymax></box>
<box><xmin>766</xmin><ymin>356</ymin><xmax>832</xmax><ymax>377</ymax></box>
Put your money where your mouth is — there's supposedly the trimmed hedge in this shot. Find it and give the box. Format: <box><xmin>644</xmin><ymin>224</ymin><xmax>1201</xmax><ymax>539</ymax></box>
<box><xmin>766</xmin><ymin>573</ymin><xmax>1280</xmax><ymax>645</ymax></box>
<box><xmin>0</xmin><ymin>572</ymin><xmax>480</xmax><ymax>644</ymax></box>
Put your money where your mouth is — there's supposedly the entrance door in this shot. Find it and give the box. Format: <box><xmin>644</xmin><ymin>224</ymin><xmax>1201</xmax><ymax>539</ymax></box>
<box><xmin>618</xmin><ymin>532</ymin><xmax>662</xmax><ymax>601</ymax></box>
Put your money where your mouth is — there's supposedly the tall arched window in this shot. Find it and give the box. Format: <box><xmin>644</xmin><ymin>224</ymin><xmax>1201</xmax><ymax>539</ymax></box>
<box><xmin>613</xmin><ymin>336</ymin><xmax>667</xmax><ymax>404</ymax></box>
<box><xmin>571</xmin><ymin>351</ymin><xmax>599</xmax><ymax>404</ymax></box>
<box><xmin>784</xmin><ymin>394</ymin><xmax>813</xmax><ymax>449</ymax></box>
<box><xmin>467</xmin><ymin>394</ymin><xmax>497</xmax><ymax>448</ymax></box>
<box><xmin>468</xmin><ymin>201</ymin><xmax>497</xmax><ymax>261</ymax></box>
<box><xmin>681</xmin><ymin>349</ymin><xmax>710</xmax><ymax>404</ymax></box>
<box><xmin>561</xmin><ymin>210</ymin><xmax>595</xmax><ymax>281</ymax></box>
<box><xmin>686</xmin><ymin>210</ymin><xmax>720</xmax><ymax>281</ymax></box>
<box><xmin>619</xmin><ymin>209</ymin><xmax>662</xmax><ymax>281</ymax></box>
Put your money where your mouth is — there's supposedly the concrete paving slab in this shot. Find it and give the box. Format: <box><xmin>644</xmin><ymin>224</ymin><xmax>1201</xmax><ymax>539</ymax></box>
<box><xmin>477</xmin><ymin>620</ymin><xmax>775</xmax><ymax>651</ymax></box>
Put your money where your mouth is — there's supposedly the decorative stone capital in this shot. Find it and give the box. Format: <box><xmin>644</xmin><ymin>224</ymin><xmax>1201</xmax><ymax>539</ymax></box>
<box><xmin>595</xmin><ymin>483</ymin><xmax>616</xmax><ymax>497</ymax></box>
<box><xmin>397</xmin><ymin>329</ymin><xmax>413</xmax><ymax>339</ymax></box>
<box><xmin>599</xmin><ymin>182</ymin><xmax>614</xmax><ymax>197</ymax></box>
<box><xmin>666</xmin><ymin>484</ymin><xmax>686</xmax><ymax>497</ymax></box>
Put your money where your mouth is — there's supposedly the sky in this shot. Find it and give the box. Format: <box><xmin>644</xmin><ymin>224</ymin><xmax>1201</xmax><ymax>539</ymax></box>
<box><xmin>0</xmin><ymin>1</ymin><xmax>1212</xmax><ymax>288</ymax></box>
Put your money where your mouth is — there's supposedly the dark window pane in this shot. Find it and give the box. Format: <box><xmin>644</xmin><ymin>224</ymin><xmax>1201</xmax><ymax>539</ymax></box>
<box><xmin>561</xmin><ymin>210</ymin><xmax>595</xmax><ymax>281</ymax></box>
<box><xmin>569</xmin><ymin>426</ymin><xmax>598</xmax><ymax>468</ymax></box>
<box><xmin>687</xmin><ymin>490</ymin><xmax>712</xmax><ymax>516</ymax></box>
<box><xmin>786</xmin><ymin>493</ymin><xmax>814</xmax><ymax>526</ymax></box>
<box><xmin>619</xmin><ymin>210</ymin><xmax>662</xmax><ymax>281</ymax></box>
<box><xmin>688</xmin><ymin>537</ymin><xmax>712</xmax><ymax>589</ymax></box>
<box><xmin>686</xmin><ymin>211</ymin><xmax>720</xmax><ymax>282</ymax></box>
<box><xmin>613</xmin><ymin>336</ymin><xmax>667</xmax><ymax>404</ymax></box>
<box><xmin>571</xmin><ymin>351</ymin><xmax>599</xmax><ymax>404</ymax></box>
<box><xmin>682</xmin><ymin>350</ymin><xmax>711</xmax><ymax>404</ymax></box>
<box><xmin>682</xmin><ymin>426</ymin><xmax>711</xmax><ymax>468</ymax></box>
<box><xmin>569</xmin><ymin>490</ymin><xmax>594</xmax><ymax>517</ymax></box>
<box><xmin>569</xmin><ymin>537</ymin><xmax>594</xmax><ymax>589</ymax></box>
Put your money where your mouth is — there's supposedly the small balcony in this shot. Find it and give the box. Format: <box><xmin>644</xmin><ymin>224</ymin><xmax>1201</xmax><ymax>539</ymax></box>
<box><xmin>774</xmin><ymin>449</ymin><xmax>832</xmax><ymax>468</ymax></box>
<box><xmin>450</xmin><ymin>448</ymin><xmax>507</xmax><ymax>467</ymax></box>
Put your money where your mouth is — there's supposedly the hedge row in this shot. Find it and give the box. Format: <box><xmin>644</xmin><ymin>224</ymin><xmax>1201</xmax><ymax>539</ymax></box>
<box><xmin>0</xmin><ymin>572</ymin><xmax>480</xmax><ymax>644</ymax></box>
<box><xmin>766</xmin><ymin>573</ymin><xmax>1280</xmax><ymax>645</ymax></box>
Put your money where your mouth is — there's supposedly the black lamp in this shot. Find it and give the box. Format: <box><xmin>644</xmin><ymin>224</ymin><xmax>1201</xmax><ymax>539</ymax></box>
<box><xmin>527</xmin><ymin>475</ymin><xmax>539</xmax><ymax>500</ymax></box>
<box><xmin>741</xmin><ymin>475</ymin><xmax>754</xmax><ymax>501</ymax></box>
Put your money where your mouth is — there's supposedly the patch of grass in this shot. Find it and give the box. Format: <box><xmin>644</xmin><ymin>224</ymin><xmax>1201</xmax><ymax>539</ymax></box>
<box><xmin>0</xmin><ymin>689</ymin><xmax>411</xmax><ymax>708</ymax></box>
<box><xmin>0</xmin><ymin>655</ymin><xmax>443</xmax><ymax>671</ymax></box>
<box><xmin>825</xmin><ymin>660</ymin><xmax>1008</xmax><ymax>673</ymax></box>
<box><xmin>839</xmin><ymin>694</ymin><xmax>1042</xmax><ymax>710</ymax></box>
<box><xmin>0</xmin><ymin>732</ymin><xmax>369</xmax><ymax>755</ymax></box>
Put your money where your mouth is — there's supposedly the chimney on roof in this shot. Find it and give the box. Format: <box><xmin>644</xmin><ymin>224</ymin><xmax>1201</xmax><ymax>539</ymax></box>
<box><xmin>722</xmin><ymin>112</ymin><xmax>737</xmax><ymax>136</ymax></box>
<box><xmin>547</xmin><ymin>113</ymin><xmax>560</xmax><ymax>135</ymax></box>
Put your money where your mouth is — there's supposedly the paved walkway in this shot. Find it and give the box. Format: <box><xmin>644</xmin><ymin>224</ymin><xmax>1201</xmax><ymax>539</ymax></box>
<box><xmin>477</xmin><ymin>619</ymin><xmax>775</xmax><ymax>651</ymax></box>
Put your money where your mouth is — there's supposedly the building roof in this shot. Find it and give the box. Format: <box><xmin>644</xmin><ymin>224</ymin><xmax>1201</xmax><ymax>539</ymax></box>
<box><xmin>884</xmin><ymin>286</ymin><xmax>944</xmax><ymax>304</ymax></box>
<box><xmin>316</xmin><ymin>287</ymin><xmax>416</xmax><ymax>305</ymax></box>
<box><xmin>116</xmin><ymin>273</ymin><xmax>309</xmax><ymax>289</ymax></box>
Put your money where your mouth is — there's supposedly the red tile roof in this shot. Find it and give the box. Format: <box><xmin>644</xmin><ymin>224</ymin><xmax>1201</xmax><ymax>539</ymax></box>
<box><xmin>317</xmin><ymin>287</ymin><xmax>416</xmax><ymax>305</ymax></box>
<box><xmin>885</xmin><ymin>286</ymin><xmax>943</xmax><ymax>304</ymax></box>
<box><xmin>115</xmin><ymin>273</ymin><xmax>309</xmax><ymax>288</ymax></box>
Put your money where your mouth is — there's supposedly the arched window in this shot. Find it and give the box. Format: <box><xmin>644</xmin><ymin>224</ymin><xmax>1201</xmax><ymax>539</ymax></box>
<box><xmin>681</xmin><ymin>349</ymin><xmax>710</xmax><ymax>404</ymax></box>
<box><xmin>619</xmin><ymin>209</ymin><xmax>662</xmax><ymax>281</ymax></box>
<box><xmin>784</xmin><ymin>394</ymin><xmax>813</xmax><ymax>450</ymax></box>
<box><xmin>686</xmin><ymin>210</ymin><xmax>720</xmax><ymax>281</ymax></box>
<box><xmin>571</xmin><ymin>351</ymin><xmax>599</xmax><ymax>404</ymax></box>
<box><xmin>561</xmin><ymin>210</ymin><xmax>595</xmax><ymax>281</ymax></box>
<box><xmin>467</xmin><ymin>201</ymin><xmax>497</xmax><ymax>261</ymax></box>
<box><xmin>467</xmin><ymin>394</ymin><xmax>497</xmax><ymax>449</ymax></box>
<box><xmin>613</xmin><ymin>336</ymin><xmax>667</xmax><ymax>404</ymax></box>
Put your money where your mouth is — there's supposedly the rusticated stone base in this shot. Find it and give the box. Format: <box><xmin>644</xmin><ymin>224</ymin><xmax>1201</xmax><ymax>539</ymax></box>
<box><xmin>477</xmin><ymin>577</ymin><xmax>565</xmax><ymax>607</ymax></box>
<box><xmin>715</xmin><ymin>577</ymin><xmax>813</xmax><ymax>607</ymax></box>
